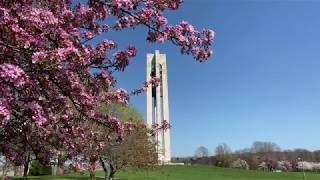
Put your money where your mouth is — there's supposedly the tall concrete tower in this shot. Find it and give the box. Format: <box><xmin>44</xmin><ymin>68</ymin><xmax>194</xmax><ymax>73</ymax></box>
<box><xmin>146</xmin><ymin>50</ymin><xmax>171</xmax><ymax>163</ymax></box>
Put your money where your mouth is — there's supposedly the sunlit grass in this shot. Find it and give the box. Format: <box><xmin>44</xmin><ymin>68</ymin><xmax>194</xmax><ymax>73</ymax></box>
<box><xmin>6</xmin><ymin>165</ymin><xmax>320</xmax><ymax>180</ymax></box>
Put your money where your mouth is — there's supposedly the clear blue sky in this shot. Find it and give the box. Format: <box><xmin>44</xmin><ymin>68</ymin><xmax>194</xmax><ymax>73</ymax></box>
<box><xmin>98</xmin><ymin>0</ymin><xmax>320</xmax><ymax>157</ymax></box>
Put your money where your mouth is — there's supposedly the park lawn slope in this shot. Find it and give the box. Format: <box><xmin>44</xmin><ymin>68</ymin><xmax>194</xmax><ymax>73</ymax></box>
<box><xmin>10</xmin><ymin>165</ymin><xmax>320</xmax><ymax>180</ymax></box>
<box><xmin>117</xmin><ymin>165</ymin><xmax>320</xmax><ymax>180</ymax></box>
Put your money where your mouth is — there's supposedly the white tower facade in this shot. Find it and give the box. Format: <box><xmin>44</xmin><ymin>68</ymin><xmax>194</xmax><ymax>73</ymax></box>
<box><xmin>146</xmin><ymin>50</ymin><xmax>171</xmax><ymax>163</ymax></box>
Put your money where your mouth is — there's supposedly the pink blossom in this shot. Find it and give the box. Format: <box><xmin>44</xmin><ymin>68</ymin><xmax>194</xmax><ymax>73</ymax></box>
<box><xmin>113</xmin><ymin>46</ymin><xmax>137</xmax><ymax>71</ymax></box>
<box><xmin>112</xmin><ymin>0</ymin><xmax>135</xmax><ymax>9</ymax></box>
<box><xmin>0</xmin><ymin>64</ymin><xmax>28</xmax><ymax>87</ymax></box>
<box><xmin>207</xmin><ymin>29</ymin><xmax>215</xmax><ymax>41</ymax></box>
<box><xmin>0</xmin><ymin>102</ymin><xmax>10</xmax><ymax>125</ymax></box>
<box><xmin>101</xmin><ymin>70</ymin><xmax>110</xmax><ymax>79</ymax></box>
<box><xmin>131</xmin><ymin>77</ymin><xmax>160</xmax><ymax>95</ymax></box>
<box><xmin>192</xmin><ymin>47</ymin><xmax>201</xmax><ymax>56</ymax></box>
<box><xmin>32</xmin><ymin>52</ymin><xmax>47</xmax><ymax>63</ymax></box>
<box><xmin>157</xmin><ymin>16</ymin><xmax>168</xmax><ymax>26</ymax></box>
<box><xmin>28</xmin><ymin>102</ymin><xmax>48</xmax><ymax>125</ymax></box>
<box><xmin>79</xmin><ymin>4</ymin><xmax>87</xmax><ymax>15</ymax></box>
<box><xmin>83</xmin><ymin>31</ymin><xmax>95</xmax><ymax>39</ymax></box>
<box><xmin>181</xmin><ymin>21</ymin><xmax>195</xmax><ymax>32</ymax></box>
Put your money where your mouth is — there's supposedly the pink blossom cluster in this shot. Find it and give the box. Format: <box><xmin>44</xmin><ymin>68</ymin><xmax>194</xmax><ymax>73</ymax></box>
<box><xmin>28</xmin><ymin>101</ymin><xmax>48</xmax><ymax>125</ymax></box>
<box><xmin>83</xmin><ymin>31</ymin><xmax>95</xmax><ymax>40</ymax></box>
<box><xmin>105</xmin><ymin>88</ymin><xmax>129</xmax><ymax>105</ymax></box>
<box><xmin>0</xmin><ymin>101</ymin><xmax>10</xmax><ymax>125</ymax></box>
<box><xmin>96</xmin><ymin>70</ymin><xmax>116</xmax><ymax>89</ymax></box>
<box><xmin>0</xmin><ymin>64</ymin><xmax>29</xmax><ymax>125</ymax></box>
<box><xmin>113</xmin><ymin>46</ymin><xmax>137</xmax><ymax>71</ymax></box>
<box><xmin>17</xmin><ymin>7</ymin><xmax>59</xmax><ymax>28</ymax></box>
<box><xmin>149</xmin><ymin>22</ymin><xmax>215</xmax><ymax>61</ymax></box>
<box><xmin>112</xmin><ymin>0</ymin><xmax>139</xmax><ymax>9</ymax></box>
<box><xmin>150</xmin><ymin>120</ymin><xmax>171</xmax><ymax>136</ymax></box>
<box><xmin>0</xmin><ymin>63</ymin><xmax>28</xmax><ymax>87</ymax></box>
<box><xmin>109</xmin><ymin>116</ymin><xmax>124</xmax><ymax>133</ymax></box>
<box><xmin>131</xmin><ymin>77</ymin><xmax>160</xmax><ymax>95</ymax></box>
<box><xmin>109</xmin><ymin>0</ymin><xmax>214</xmax><ymax>61</ymax></box>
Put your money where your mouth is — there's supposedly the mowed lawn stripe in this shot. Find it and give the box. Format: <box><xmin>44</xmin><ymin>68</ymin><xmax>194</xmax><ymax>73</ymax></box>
<box><xmin>9</xmin><ymin>165</ymin><xmax>320</xmax><ymax>180</ymax></box>
<box><xmin>118</xmin><ymin>165</ymin><xmax>320</xmax><ymax>180</ymax></box>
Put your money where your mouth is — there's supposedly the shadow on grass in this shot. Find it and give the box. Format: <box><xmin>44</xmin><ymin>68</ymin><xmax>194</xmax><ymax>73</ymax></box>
<box><xmin>12</xmin><ymin>176</ymin><xmax>105</xmax><ymax>180</ymax></box>
<box><xmin>60</xmin><ymin>177</ymin><xmax>105</xmax><ymax>180</ymax></box>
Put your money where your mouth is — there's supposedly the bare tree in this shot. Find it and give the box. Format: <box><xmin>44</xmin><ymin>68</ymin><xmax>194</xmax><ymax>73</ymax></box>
<box><xmin>195</xmin><ymin>146</ymin><xmax>209</xmax><ymax>158</ymax></box>
<box><xmin>251</xmin><ymin>141</ymin><xmax>281</xmax><ymax>153</ymax></box>
<box><xmin>215</xmin><ymin>143</ymin><xmax>232</xmax><ymax>167</ymax></box>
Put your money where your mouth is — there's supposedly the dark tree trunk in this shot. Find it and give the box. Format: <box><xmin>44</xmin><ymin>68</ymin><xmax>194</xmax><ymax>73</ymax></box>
<box><xmin>100</xmin><ymin>158</ymin><xmax>108</xmax><ymax>180</ymax></box>
<box><xmin>23</xmin><ymin>152</ymin><xmax>30</xmax><ymax>180</ymax></box>
<box><xmin>89</xmin><ymin>170</ymin><xmax>96</xmax><ymax>180</ymax></box>
<box><xmin>108</xmin><ymin>164</ymin><xmax>116</xmax><ymax>180</ymax></box>
<box><xmin>56</xmin><ymin>158</ymin><xmax>65</xmax><ymax>175</ymax></box>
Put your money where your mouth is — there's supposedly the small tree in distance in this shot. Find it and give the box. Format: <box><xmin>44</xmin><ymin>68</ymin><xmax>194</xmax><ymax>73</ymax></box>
<box><xmin>251</xmin><ymin>141</ymin><xmax>281</xmax><ymax>153</ymax></box>
<box><xmin>195</xmin><ymin>146</ymin><xmax>209</xmax><ymax>158</ymax></box>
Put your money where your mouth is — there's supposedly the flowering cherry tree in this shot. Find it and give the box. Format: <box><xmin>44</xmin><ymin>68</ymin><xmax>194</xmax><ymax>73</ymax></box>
<box><xmin>0</xmin><ymin>0</ymin><xmax>214</xmax><ymax>179</ymax></box>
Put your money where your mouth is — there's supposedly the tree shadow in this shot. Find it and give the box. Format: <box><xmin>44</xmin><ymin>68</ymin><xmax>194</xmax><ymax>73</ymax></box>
<box><xmin>12</xmin><ymin>177</ymin><xmax>105</xmax><ymax>180</ymax></box>
<box><xmin>55</xmin><ymin>177</ymin><xmax>105</xmax><ymax>180</ymax></box>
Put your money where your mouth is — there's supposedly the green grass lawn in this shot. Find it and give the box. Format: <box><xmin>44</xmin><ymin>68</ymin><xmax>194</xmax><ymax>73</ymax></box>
<box><xmin>7</xmin><ymin>165</ymin><xmax>320</xmax><ymax>180</ymax></box>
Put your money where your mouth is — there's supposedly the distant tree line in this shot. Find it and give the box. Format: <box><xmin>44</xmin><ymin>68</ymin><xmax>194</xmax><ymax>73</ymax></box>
<box><xmin>172</xmin><ymin>141</ymin><xmax>320</xmax><ymax>172</ymax></box>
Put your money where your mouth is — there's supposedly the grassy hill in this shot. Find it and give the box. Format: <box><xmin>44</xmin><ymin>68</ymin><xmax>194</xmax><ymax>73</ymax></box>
<box><xmin>117</xmin><ymin>165</ymin><xmax>320</xmax><ymax>180</ymax></box>
<box><xmin>9</xmin><ymin>165</ymin><xmax>320</xmax><ymax>180</ymax></box>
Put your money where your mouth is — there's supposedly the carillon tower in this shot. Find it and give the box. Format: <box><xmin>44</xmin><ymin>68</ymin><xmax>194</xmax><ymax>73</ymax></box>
<box><xmin>146</xmin><ymin>50</ymin><xmax>171</xmax><ymax>163</ymax></box>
